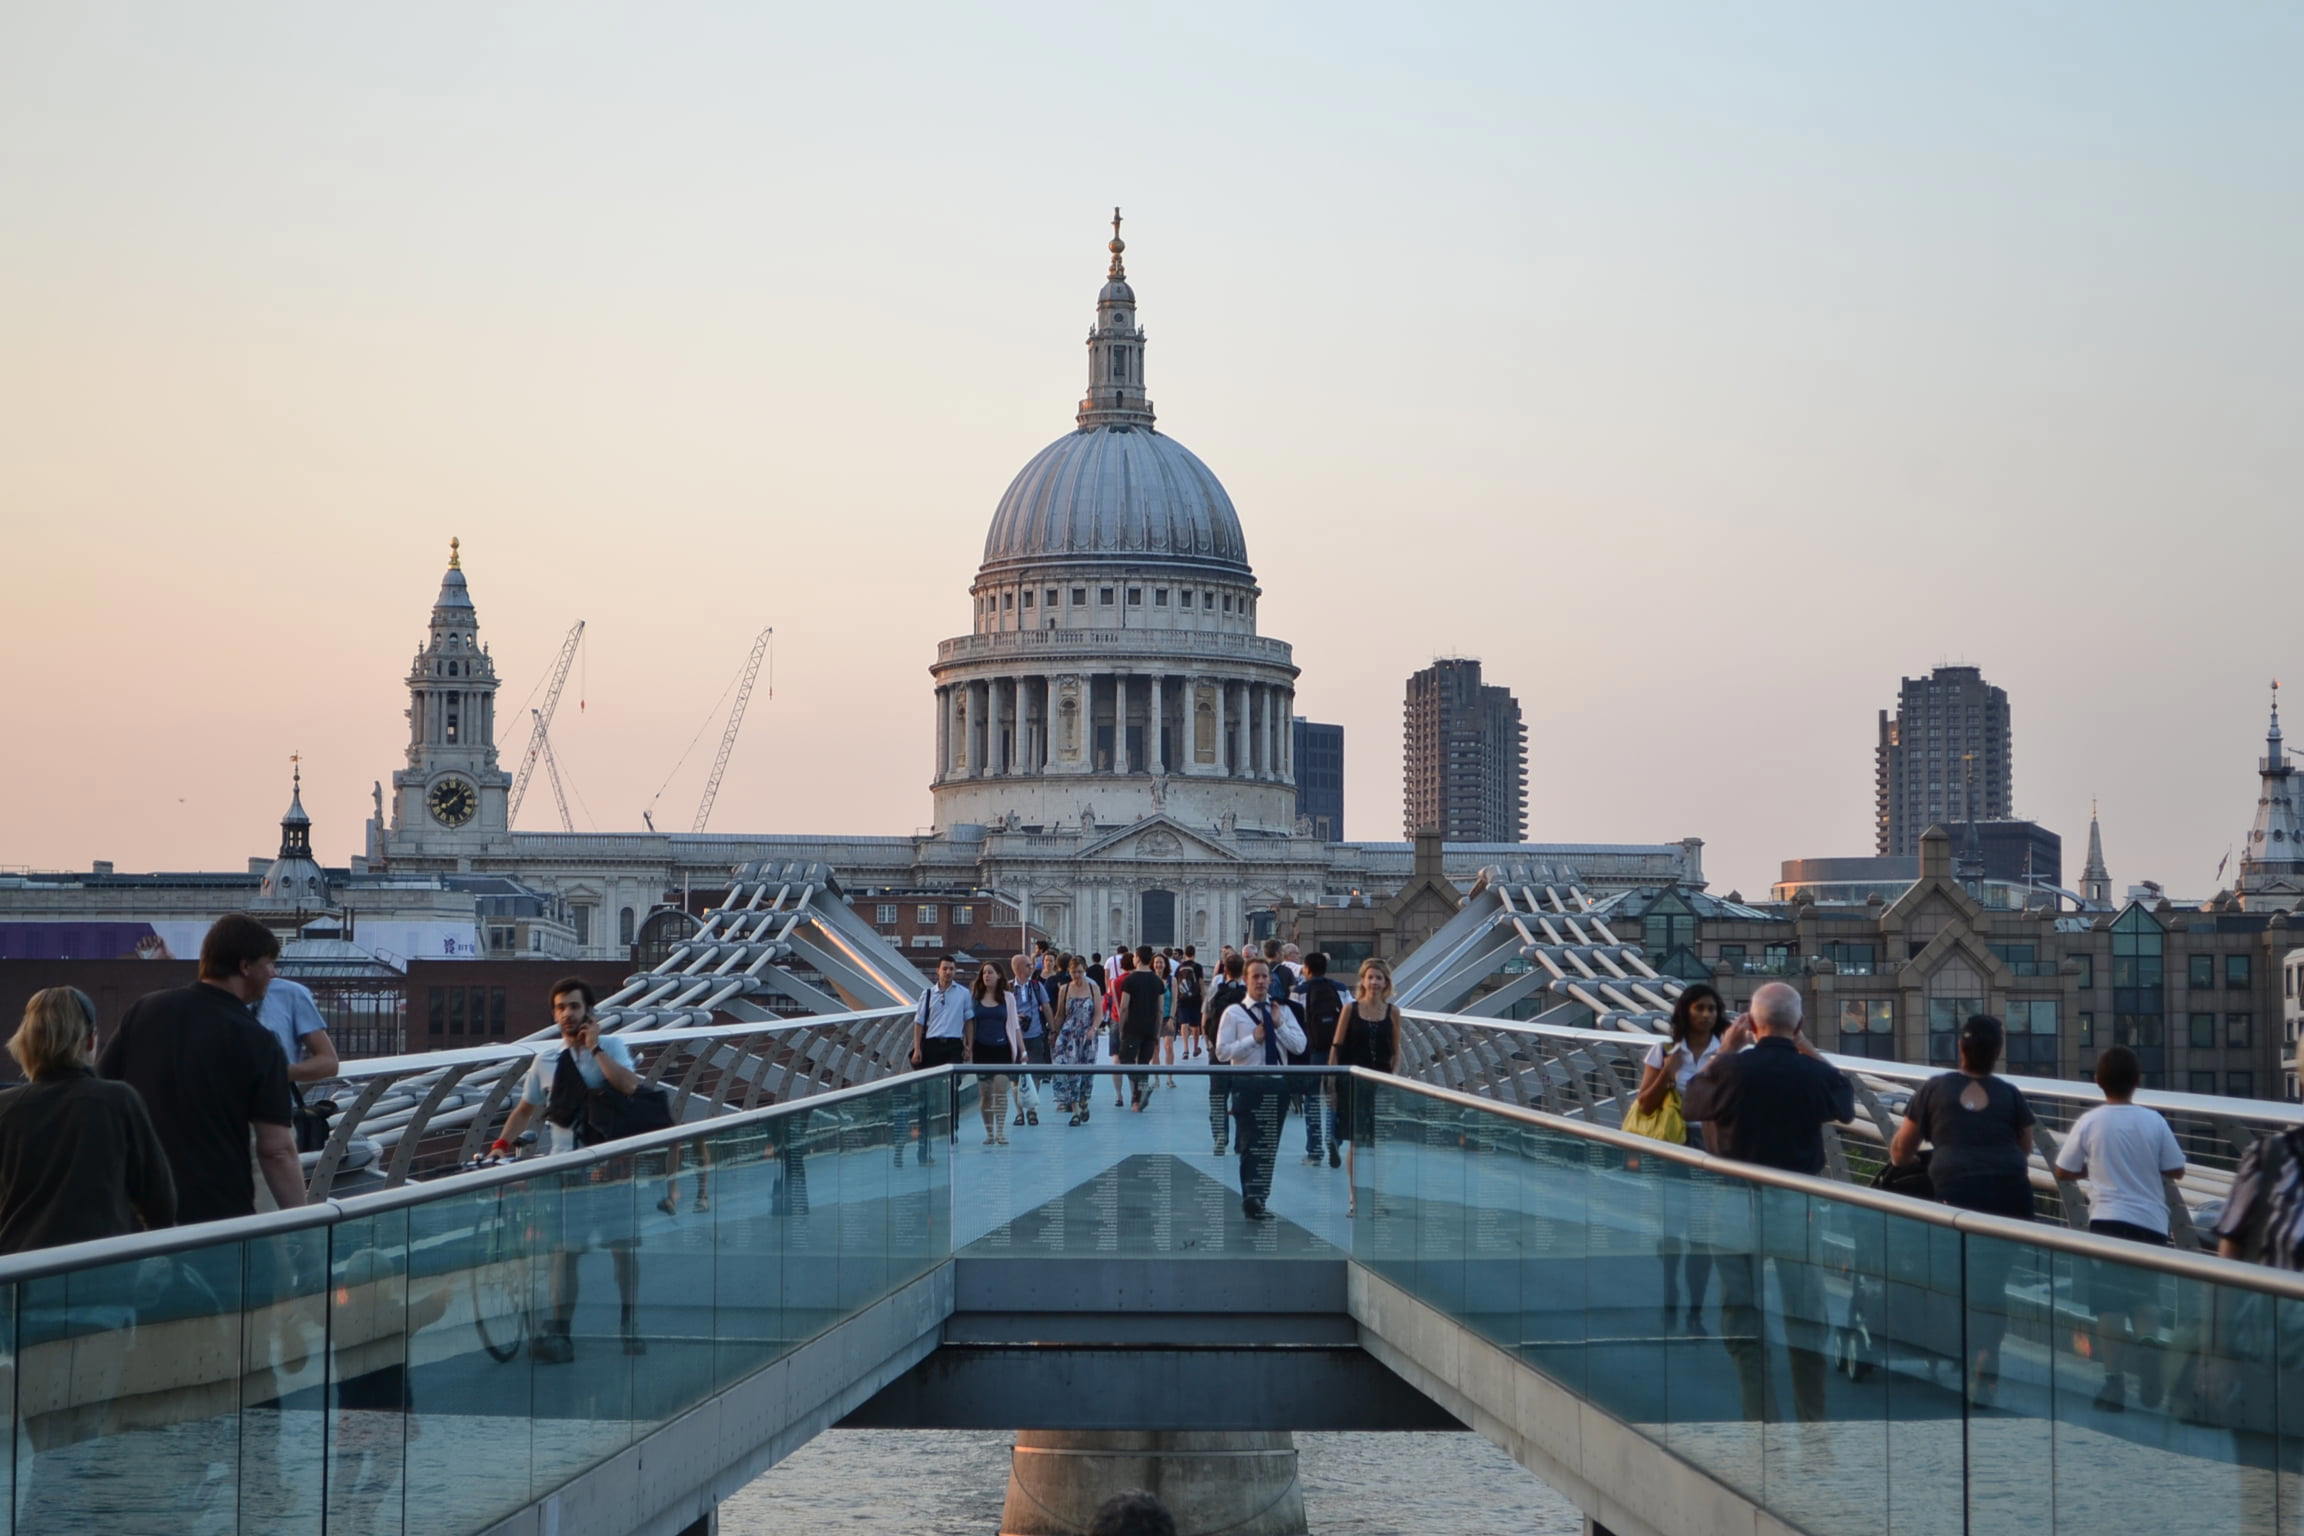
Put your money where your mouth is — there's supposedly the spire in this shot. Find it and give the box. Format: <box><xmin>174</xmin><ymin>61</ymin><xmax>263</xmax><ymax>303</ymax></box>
<box><xmin>1955</xmin><ymin>750</ymin><xmax>1986</xmax><ymax>887</ymax></box>
<box><xmin>1078</xmin><ymin>208</ymin><xmax>1156</xmax><ymax>431</ymax></box>
<box><xmin>2241</xmin><ymin>680</ymin><xmax>2304</xmax><ymax>900</ymax></box>
<box><xmin>2081</xmin><ymin>797</ymin><xmax>2111</xmax><ymax>907</ymax></box>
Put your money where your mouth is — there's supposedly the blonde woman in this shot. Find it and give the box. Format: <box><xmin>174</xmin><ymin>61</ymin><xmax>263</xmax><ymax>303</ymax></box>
<box><xmin>1327</xmin><ymin>958</ymin><xmax>1403</xmax><ymax>1217</ymax></box>
<box><xmin>0</xmin><ymin>988</ymin><xmax>175</xmax><ymax>1252</ymax></box>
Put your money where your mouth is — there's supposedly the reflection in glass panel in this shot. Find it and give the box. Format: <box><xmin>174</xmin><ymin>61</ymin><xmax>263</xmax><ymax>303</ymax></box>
<box><xmin>529</xmin><ymin>1157</ymin><xmax>638</xmax><ymax>1491</ymax></box>
<box><xmin>329</xmin><ymin>1209</ymin><xmax>411</xmax><ymax>1536</ymax></box>
<box><xmin>17</xmin><ymin>1237</ymin><xmax>246</xmax><ymax>1530</ymax></box>
<box><xmin>243</xmin><ymin>1223</ymin><xmax>331</xmax><ymax>1536</ymax></box>
<box><xmin>405</xmin><ymin>1177</ymin><xmax>539</xmax><ymax>1533</ymax></box>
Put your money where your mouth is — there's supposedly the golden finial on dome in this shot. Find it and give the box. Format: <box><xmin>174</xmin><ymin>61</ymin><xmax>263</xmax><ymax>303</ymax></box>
<box><xmin>1107</xmin><ymin>206</ymin><xmax>1126</xmax><ymax>278</ymax></box>
<box><xmin>449</xmin><ymin>535</ymin><xmax>461</xmax><ymax>570</ymax></box>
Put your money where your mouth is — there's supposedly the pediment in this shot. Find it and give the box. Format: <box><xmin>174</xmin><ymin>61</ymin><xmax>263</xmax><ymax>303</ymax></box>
<box><xmin>1882</xmin><ymin>873</ymin><xmax>1983</xmax><ymax>929</ymax></box>
<box><xmin>1075</xmin><ymin>815</ymin><xmax>1241</xmax><ymax>864</ymax></box>
<box><xmin>1907</xmin><ymin>927</ymin><xmax>2008</xmax><ymax>989</ymax></box>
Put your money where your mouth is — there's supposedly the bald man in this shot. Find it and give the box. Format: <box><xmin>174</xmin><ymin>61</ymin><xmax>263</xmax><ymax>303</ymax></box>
<box><xmin>1681</xmin><ymin>980</ymin><xmax>1854</xmax><ymax>1428</ymax></box>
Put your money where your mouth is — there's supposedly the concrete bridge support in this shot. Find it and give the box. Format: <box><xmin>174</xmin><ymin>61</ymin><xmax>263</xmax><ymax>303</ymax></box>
<box><xmin>998</xmin><ymin>1430</ymin><xmax>1307</xmax><ymax>1536</ymax></box>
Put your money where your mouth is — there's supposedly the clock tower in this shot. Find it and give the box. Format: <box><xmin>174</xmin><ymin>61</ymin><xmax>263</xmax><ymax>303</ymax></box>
<box><xmin>389</xmin><ymin>538</ymin><xmax>512</xmax><ymax>856</ymax></box>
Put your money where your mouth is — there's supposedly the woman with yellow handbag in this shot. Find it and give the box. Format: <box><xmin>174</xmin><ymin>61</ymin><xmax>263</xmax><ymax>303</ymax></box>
<box><xmin>1627</xmin><ymin>984</ymin><xmax>1725</xmax><ymax>1329</ymax></box>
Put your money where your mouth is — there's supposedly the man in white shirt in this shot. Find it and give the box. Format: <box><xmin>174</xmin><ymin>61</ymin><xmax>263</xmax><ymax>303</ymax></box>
<box><xmin>2052</xmin><ymin>1044</ymin><xmax>2186</xmax><ymax>1411</ymax></box>
<box><xmin>900</xmin><ymin>957</ymin><xmax>969</xmax><ymax>1168</ymax></box>
<box><xmin>488</xmin><ymin>978</ymin><xmax>646</xmax><ymax>1364</ymax></box>
<box><xmin>1216</xmin><ymin>958</ymin><xmax>1306</xmax><ymax>1222</ymax></box>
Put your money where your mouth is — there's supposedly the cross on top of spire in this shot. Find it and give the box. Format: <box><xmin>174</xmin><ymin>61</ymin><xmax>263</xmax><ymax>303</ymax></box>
<box><xmin>1108</xmin><ymin>207</ymin><xmax>1126</xmax><ymax>279</ymax></box>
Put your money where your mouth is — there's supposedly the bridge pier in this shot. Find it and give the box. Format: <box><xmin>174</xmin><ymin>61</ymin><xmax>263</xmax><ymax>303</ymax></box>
<box><xmin>998</xmin><ymin>1430</ymin><xmax>1308</xmax><ymax>1536</ymax></box>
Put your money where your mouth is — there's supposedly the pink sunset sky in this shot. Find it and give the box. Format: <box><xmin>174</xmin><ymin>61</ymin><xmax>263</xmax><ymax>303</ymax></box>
<box><xmin>3</xmin><ymin>3</ymin><xmax>2300</xmax><ymax>899</ymax></box>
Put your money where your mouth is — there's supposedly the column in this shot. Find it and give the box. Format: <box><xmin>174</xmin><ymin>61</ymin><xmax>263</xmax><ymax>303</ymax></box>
<box><xmin>934</xmin><ymin>686</ymin><xmax>948</xmax><ymax>782</ymax></box>
<box><xmin>990</xmin><ymin>677</ymin><xmax>1008</xmax><ymax>776</ymax></box>
<box><xmin>1037</xmin><ymin>675</ymin><xmax>1052</xmax><ymax>772</ymax></box>
<box><xmin>1282</xmin><ymin>689</ymin><xmax>1295</xmax><ymax>780</ymax></box>
<box><xmin>1150</xmin><ymin>673</ymin><xmax>1166</xmax><ymax>775</ymax></box>
<box><xmin>1211</xmin><ymin>678</ymin><xmax>1227</xmax><ymax>777</ymax></box>
<box><xmin>1247</xmin><ymin>683</ymin><xmax>1263</xmax><ymax>779</ymax></box>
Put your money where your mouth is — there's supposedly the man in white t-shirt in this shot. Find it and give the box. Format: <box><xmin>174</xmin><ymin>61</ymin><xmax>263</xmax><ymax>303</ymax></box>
<box><xmin>488</xmin><ymin>978</ymin><xmax>646</xmax><ymax>1364</ymax></box>
<box><xmin>2052</xmin><ymin>1044</ymin><xmax>2186</xmax><ymax>1411</ymax></box>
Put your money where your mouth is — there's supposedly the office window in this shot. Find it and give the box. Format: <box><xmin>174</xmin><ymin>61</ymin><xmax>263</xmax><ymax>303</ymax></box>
<box><xmin>1073</xmin><ymin>588</ymin><xmax>1087</xmax><ymax>605</ymax></box>
<box><xmin>2190</xmin><ymin>1013</ymin><xmax>2217</xmax><ymax>1050</ymax></box>
<box><xmin>1154</xmin><ymin>589</ymin><xmax>1169</xmax><ymax>607</ymax></box>
<box><xmin>2190</xmin><ymin>1071</ymin><xmax>2219</xmax><ymax>1095</ymax></box>
<box><xmin>1003</xmin><ymin>592</ymin><xmax>1015</xmax><ymax>610</ymax></box>
<box><xmin>449</xmin><ymin>988</ymin><xmax>466</xmax><ymax>1037</ymax></box>
<box><xmin>2188</xmin><ymin>954</ymin><xmax>2215</xmax><ymax>989</ymax></box>
<box><xmin>491</xmin><ymin>987</ymin><xmax>507</xmax><ymax>1037</ymax></box>
<box><xmin>1203</xmin><ymin>591</ymin><xmax>1216</xmax><ymax>610</ymax></box>
<box><xmin>917</xmin><ymin>905</ymin><xmax>938</xmax><ymax>924</ymax></box>
<box><xmin>2007</xmin><ymin>1000</ymin><xmax>2057</xmax><ymax>1071</ymax></box>
<box><xmin>429</xmin><ymin>991</ymin><xmax>445</xmax><ymax>1036</ymax></box>
<box><xmin>1838</xmin><ymin>999</ymin><xmax>1896</xmax><ymax>1060</ymax></box>
<box><xmin>1022</xmin><ymin>590</ymin><xmax>1034</xmax><ymax>609</ymax></box>
<box><xmin>1928</xmin><ymin>996</ymin><xmax>1983</xmax><ymax>1066</ymax></box>
<box><xmin>2230</xmin><ymin>1071</ymin><xmax>2256</xmax><ymax>1099</ymax></box>
<box><xmin>1718</xmin><ymin>943</ymin><xmax>1747</xmax><ymax>968</ymax></box>
<box><xmin>876</xmin><ymin>904</ymin><xmax>898</xmax><ymax>924</ymax></box>
<box><xmin>2228</xmin><ymin>1012</ymin><xmax>2253</xmax><ymax>1048</ymax></box>
<box><xmin>1100</xmin><ymin>588</ymin><xmax>1114</xmax><ymax>605</ymax></box>
<box><xmin>2228</xmin><ymin>954</ymin><xmax>2254</xmax><ymax>990</ymax></box>
<box><xmin>1127</xmin><ymin>587</ymin><xmax>1142</xmax><ymax>605</ymax></box>
<box><xmin>2079</xmin><ymin>1011</ymin><xmax>2095</xmax><ymax>1045</ymax></box>
<box><xmin>2075</xmin><ymin>954</ymin><xmax>2094</xmax><ymax>990</ymax></box>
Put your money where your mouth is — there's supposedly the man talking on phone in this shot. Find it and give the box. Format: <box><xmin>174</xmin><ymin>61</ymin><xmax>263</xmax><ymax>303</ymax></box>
<box><xmin>489</xmin><ymin>978</ymin><xmax>646</xmax><ymax>1363</ymax></box>
<box><xmin>1681</xmin><ymin>980</ymin><xmax>1853</xmax><ymax>1428</ymax></box>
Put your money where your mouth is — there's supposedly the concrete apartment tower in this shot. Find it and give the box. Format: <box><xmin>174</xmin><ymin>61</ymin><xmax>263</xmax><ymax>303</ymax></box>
<box><xmin>1402</xmin><ymin>658</ymin><xmax>1527</xmax><ymax>841</ymax></box>
<box><xmin>1874</xmin><ymin>664</ymin><xmax>2012</xmax><ymax>857</ymax></box>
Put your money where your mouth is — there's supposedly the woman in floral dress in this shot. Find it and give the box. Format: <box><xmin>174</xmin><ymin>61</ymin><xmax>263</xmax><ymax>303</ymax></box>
<box><xmin>1051</xmin><ymin>955</ymin><xmax>1101</xmax><ymax>1125</ymax></box>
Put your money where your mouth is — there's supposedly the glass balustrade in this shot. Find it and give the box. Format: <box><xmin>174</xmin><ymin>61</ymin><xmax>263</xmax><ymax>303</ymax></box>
<box><xmin>3</xmin><ymin>1066</ymin><xmax>2300</xmax><ymax>1535</ymax></box>
<box><xmin>1355</xmin><ymin>1076</ymin><xmax>2304</xmax><ymax>1536</ymax></box>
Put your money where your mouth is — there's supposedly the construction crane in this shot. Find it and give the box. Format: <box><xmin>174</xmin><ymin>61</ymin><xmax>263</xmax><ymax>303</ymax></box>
<box><xmin>531</xmin><ymin>708</ymin><xmax>576</xmax><ymax>833</ymax></box>
<box><xmin>509</xmin><ymin>619</ymin><xmax>585</xmax><ymax>826</ymax></box>
<box><xmin>693</xmin><ymin>625</ymin><xmax>773</xmax><ymax>833</ymax></box>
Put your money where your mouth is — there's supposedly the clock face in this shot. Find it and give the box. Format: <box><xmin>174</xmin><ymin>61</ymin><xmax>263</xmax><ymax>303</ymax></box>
<box><xmin>427</xmin><ymin>777</ymin><xmax>477</xmax><ymax>828</ymax></box>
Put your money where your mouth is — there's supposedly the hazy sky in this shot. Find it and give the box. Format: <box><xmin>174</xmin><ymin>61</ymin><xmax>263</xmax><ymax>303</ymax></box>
<box><xmin>4</xmin><ymin>3</ymin><xmax>2300</xmax><ymax>900</ymax></box>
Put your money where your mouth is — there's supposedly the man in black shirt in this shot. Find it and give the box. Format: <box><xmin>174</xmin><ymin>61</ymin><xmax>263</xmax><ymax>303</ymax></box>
<box><xmin>1118</xmin><ymin>945</ymin><xmax>1166</xmax><ymax>1110</ymax></box>
<box><xmin>1295</xmin><ymin>952</ymin><xmax>1346</xmax><ymax>1166</ymax></box>
<box><xmin>100</xmin><ymin>913</ymin><xmax>302</xmax><ymax>1223</ymax></box>
<box><xmin>1681</xmin><ymin>981</ymin><xmax>1852</xmax><ymax>1425</ymax></box>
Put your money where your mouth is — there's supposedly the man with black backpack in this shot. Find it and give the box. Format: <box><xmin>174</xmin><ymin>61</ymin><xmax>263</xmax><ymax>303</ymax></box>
<box><xmin>489</xmin><ymin>978</ymin><xmax>649</xmax><ymax>1364</ymax></box>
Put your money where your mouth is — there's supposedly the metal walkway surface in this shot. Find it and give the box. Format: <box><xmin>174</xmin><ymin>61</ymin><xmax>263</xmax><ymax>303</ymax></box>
<box><xmin>9</xmin><ymin>1061</ymin><xmax>2304</xmax><ymax>1536</ymax></box>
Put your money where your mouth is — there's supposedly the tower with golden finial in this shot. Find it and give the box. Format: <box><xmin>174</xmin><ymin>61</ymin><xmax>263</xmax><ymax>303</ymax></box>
<box><xmin>388</xmin><ymin>537</ymin><xmax>513</xmax><ymax>854</ymax></box>
<box><xmin>1078</xmin><ymin>207</ymin><xmax>1156</xmax><ymax>430</ymax></box>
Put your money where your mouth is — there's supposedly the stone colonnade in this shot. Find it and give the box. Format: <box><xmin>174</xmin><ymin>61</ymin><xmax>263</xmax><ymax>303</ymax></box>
<box><xmin>935</xmin><ymin>672</ymin><xmax>1295</xmax><ymax>783</ymax></box>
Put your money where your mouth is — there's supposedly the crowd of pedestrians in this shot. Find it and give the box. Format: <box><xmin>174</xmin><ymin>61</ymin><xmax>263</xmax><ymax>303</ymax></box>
<box><xmin>906</xmin><ymin>938</ymin><xmax>1387</xmax><ymax>1222</ymax></box>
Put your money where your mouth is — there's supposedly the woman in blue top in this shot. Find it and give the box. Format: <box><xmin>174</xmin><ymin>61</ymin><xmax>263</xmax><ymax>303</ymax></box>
<box><xmin>965</xmin><ymin>962</ymin><xmax>1024</xmax><ymax>1146</ymax></box>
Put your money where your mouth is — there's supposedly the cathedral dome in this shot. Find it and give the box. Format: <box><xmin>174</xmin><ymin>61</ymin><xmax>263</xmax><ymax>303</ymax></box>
<box><xmin>980</xmin><ymin>425</ymin><xmax>1250</xmax><ymax>578</ymax></box>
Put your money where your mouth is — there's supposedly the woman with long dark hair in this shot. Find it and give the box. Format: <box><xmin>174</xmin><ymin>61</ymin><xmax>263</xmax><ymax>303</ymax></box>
<box><xmin>1051</xmin><ymin>956</ymin><xmax>1100</xmax><ymax>1125</ymax></box>
<box><xmin>1633</xmin><ymin>982</ymin><xmax>1725</xmax><ymax>1326</ymax></box>
<box><xmin>1328</xmin><ymin>958</ymin><xmax>1403</xmax><ymax>1218</ymax></box>
<box><xmin>1890</xmin><ymin>1013</ymin><xmax>2036</xmax><ymax>1404</ymax></box>
<box><xmin>964</xmin><ymin>960</ymin><xmax>1023</xmax><ymax>1146</ymax></box>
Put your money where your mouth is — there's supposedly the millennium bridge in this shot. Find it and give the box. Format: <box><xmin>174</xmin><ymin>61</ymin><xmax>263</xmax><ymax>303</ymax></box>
<box><xmin>6</xmin><ymin>862</ymin><xmax>2300</xmax><ymax>1535</ymax></box>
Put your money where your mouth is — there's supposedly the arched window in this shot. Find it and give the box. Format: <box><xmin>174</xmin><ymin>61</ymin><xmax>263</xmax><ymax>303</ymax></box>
<box><xmin>618</xmin><ymin>906</ymin><xmax>636</xmax><ymax>947</ymax></box>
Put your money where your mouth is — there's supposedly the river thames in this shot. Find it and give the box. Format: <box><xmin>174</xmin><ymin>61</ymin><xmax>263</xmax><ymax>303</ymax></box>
<box><xmin>723</xmin><ymin>1428</ymin><xmax>1582</xmax><ymax>1534</ymax></box>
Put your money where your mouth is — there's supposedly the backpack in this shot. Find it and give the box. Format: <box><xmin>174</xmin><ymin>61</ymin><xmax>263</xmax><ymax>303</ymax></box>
<box><xmin>1175</xmin><ymin>962</ymin><xmax>1201</xmax><ymax>1001</ymax></box>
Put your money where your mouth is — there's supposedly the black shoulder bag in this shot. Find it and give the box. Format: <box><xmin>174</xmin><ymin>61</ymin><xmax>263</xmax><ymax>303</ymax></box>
<box><xmin>548</xmin><ymin>1047</ymin><xmax>673</xmax><ymax>1147</ymax></box>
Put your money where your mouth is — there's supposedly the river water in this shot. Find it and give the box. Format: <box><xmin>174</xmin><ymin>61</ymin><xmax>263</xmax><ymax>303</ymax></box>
<box><xmin>721</xmin><ymin>1429</ymin><xmax>1584</xmax><ymax>1534</ymax></box>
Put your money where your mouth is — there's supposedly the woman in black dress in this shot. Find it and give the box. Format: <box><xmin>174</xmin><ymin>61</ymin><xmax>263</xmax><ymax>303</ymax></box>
<box><xmin>1889</xmin><ymin>1013</ymin><xmax>2036</xmax><ymax>1405</ymax></box>
<box><xmin>1328</xmin><ymin>958</ymin><xmax>1402</xmax><ymax>1217</ymax></box>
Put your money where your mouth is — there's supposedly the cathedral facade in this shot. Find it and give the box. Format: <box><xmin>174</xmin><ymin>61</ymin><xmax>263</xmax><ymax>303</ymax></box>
<box><xmin>368</xmin><ymin>220</ymin><xmax>1704</xmax><ymax>959</ymax></box>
